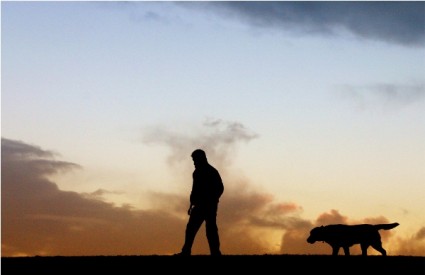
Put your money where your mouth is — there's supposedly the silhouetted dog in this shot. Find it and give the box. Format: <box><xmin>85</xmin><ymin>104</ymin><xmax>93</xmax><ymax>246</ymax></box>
<box><xmin>307</xmin><ymin>223</ymin><xmax>399</xmax><ymax>256</ymax></box>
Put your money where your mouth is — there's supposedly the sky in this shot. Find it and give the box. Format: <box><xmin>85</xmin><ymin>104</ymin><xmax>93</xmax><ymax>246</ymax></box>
<box><xmin>1</xmin><ymin>1</ymin><xmax>425</xmax><ymax>257</ymax></box>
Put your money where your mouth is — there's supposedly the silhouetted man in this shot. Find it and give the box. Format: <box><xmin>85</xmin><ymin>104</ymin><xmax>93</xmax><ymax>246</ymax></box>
<box><xmin>175</xmin><ymin>149</ymin><xmax>224</xmax><ymax>256</ymax></box>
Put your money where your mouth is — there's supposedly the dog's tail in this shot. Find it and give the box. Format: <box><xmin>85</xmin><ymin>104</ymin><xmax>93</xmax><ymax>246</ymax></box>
<box><xmin>374</xmin><ymin>222</ymin><xmax>399</xmax><ymax>231</ymax></box>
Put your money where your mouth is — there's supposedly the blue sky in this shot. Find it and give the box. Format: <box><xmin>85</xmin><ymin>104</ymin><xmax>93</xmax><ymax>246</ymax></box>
<box><xmin>2</xmin><ymin>1</ymin><xmax>425</xmax><ymax>256</ymax></box>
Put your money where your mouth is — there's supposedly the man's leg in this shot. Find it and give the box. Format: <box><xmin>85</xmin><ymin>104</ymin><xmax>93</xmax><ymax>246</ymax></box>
<box><xmin>205</xmin><ymin>204</ymin><xmax>221</xmax><ymax>256</ymax></box>
<box><xmin>179</xmin><ymin>206</ymin><xmax>204</xmax><ymax>255</ymax></box>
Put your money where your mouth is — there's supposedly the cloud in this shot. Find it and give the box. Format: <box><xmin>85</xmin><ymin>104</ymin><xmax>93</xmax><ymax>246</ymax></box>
<box><xmin>81</xmin><ymin>188</ymin><xmax>126</xmax><ymax>201</ymax></box>
<box><xmin>282</xmin><ymin>209</ymin><xmax>425</xmax><ymax>256</ymax></box>
<box><xmin>338</xmin><ymin>82</ymin><xmax>425</xmax><ymax>110</ymax></box>
<box><xmin>1</xmin><ymin>137</ymin><xmax>186</xmax><ymax>256</ymax></box>
<box><xmin>187</xmin><ymin>2</ymin><xmax>425</xmax><ymax>47</ymax></box>
<box><xmin>274</xmin><ymin>209</ymin><xmax>359</xmax><ymax>255</ymax></box>
<box><xmin>1</xmin><ymin>135</ymin><xmax>294</xmax><ymax>256</ymax></box>
<box><xmin>389</xmin><ymin>226</ymin><xmax>425</xmax><ymax>256</ymax></box>
<box><xmin>142</xmin><ymin>118</ymin><xmax>259</xmax><ymax>169</ymax></box>
<box><xmin>415</xmin><ymin>227</ymin><xmax>425</xmax><ymax>240</ymax></box>
<box><xmin>2</xmin><ymin>137</ymin><xmax>423</xmax><ymax>256</ymax></box>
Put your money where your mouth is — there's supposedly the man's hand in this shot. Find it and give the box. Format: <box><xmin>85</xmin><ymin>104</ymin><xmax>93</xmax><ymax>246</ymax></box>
<box><xmin>187</xmin><ymin>204</ymin><xmax>194</xmax><ymax>215</ymax></box>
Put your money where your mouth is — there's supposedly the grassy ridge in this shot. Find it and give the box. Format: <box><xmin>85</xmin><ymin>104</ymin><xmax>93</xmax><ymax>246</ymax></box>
<box><xmin>2</xmin><ymin>255</ymin><xmax>424</xmax><ymax>274</ymax></box>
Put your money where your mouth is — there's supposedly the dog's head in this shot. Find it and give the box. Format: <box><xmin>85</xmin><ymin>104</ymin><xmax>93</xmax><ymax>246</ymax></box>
<box><xmin>307</xmin><ymin>226</ymin><xmax>325</xmax><ymax>244</ymax></box>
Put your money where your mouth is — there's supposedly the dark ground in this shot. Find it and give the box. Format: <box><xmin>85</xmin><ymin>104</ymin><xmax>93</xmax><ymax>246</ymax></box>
<box><xmin>2</xmin><ymin>255</ymin><xmax>424</xmax><ymax>274</ymax></box>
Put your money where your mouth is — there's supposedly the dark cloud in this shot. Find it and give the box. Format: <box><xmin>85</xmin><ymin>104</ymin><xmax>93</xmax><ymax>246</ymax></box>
<box><xmin>1</xmin><ymin>138</ymin><xmax>56</xmax><ymax>159</ymax></box>
<box><xmin>188</xmin><ymin>2</ymin><xmax>425</xmax><ymax>47</ymax></box>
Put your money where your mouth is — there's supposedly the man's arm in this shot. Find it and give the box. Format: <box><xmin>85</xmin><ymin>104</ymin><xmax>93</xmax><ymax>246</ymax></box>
<box><xmin>187</xmin><ymin>203</ymin><xmax>193</xmax><ymax>215</ymax></box>
<box><xmin>216</xmin><ymin>170</ymin><xmax>224</xmax><ymax>199</ymax></box>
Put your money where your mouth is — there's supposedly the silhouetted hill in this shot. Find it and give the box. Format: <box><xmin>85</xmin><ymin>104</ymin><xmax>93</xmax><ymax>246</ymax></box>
<box><xmin>2</xmin><ymin>255</ymin><xmax>424</xmax><ymax>274</ymax></box>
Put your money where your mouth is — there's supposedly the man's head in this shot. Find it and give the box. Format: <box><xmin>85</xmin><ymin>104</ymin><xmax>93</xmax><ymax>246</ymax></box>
<box><xmin>191</xmin><ymin>149</ymin><xmax>208</xmax><ymax>168</ymax></box>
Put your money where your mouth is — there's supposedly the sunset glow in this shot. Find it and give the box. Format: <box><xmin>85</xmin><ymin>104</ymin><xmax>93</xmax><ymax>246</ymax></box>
<box><xmin>2</xmin><ymin>1</ymin><xmax>425</xmax><ymax>257</ymax></box>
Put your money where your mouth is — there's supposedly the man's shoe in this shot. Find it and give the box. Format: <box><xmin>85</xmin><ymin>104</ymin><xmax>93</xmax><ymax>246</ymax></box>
<box><xmin>173</xmin><ymin>252</ymin><xmax>191</xmax><ymax>256</ymax></box>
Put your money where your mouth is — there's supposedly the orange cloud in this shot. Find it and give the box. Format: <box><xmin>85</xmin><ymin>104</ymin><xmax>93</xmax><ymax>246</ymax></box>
<box><xmin>0</xmin><ymin>138</ymin><xmax>297</xmax><ymax>256</ymax></box>
<box><xmin>281</xmin><ymin>209</ymin><xmax>424</xmax><ymax>256</ymax></box>
<box><xmin>391</xmin><ymin>226</ymin><xmax>425</xmax><ymax>256</ymax></box>
<box><xmin>1</xmin><ymin>138</ymin><xmax>185</xmax><ymax>256</ymax></box>
<box><xmin>2</xmin><ymin>138</ymin><xmax>423</xmax><ymax>256</ymax></box>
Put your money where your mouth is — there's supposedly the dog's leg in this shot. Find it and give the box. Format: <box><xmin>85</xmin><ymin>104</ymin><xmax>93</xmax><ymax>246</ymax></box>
<box><xmin>371</xmin><ymin>244</ymin><xmax>387</xmax><ymax>256</ymax></box>
<box><xmin>343</xmin><ymin>247</ymin><xmax>350</xmax><ymax>256</ymax></box>
<box><xmin>360</xmin><ymin>243</ymin><xmax>369</xmax><ymax>256</ymax></box>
